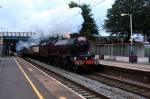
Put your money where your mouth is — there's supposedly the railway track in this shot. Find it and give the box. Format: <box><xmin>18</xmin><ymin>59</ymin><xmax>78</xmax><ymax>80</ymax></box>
<box><xmin>20</xmin><ymin>57</ymin><xmax>109</xmax><ymax>99</ymax></box>
<box><xmin>84</xmin><ymin>72</ymin><xmax>150</xmax><ymax>98</ymax></box>
<box><xmin>40</xmin><ymin>70</ymin><xmax>108</xmax><ymax>99</ymax></box>
<box><xmin>20</xmin><ymin>57</ymin><xmax>147</xmax><ymax>99</ymax></box>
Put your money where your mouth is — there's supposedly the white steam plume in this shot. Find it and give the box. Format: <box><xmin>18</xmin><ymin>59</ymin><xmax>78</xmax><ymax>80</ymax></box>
<box><xmin>16</xmin><ymin>5</ymin><xmax>83</xmax><ymax>51</ymax></box>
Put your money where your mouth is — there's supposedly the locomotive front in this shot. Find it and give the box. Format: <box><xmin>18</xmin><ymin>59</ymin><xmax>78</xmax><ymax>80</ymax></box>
<box><xmin>72</xmin><ymin>37</ymin><xmax>97</xmax><ymax>66</ymax></box>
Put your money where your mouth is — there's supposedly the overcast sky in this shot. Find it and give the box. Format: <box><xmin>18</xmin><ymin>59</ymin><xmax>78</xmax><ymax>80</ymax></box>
<box><xmin>0</xmin><ymin>0</ymin><xmax>114</xmax><ymax>36</ymax></box>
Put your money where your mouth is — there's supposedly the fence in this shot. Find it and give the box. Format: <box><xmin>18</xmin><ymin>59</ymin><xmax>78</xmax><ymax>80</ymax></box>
<box><xmin>91</xmin><ymin>42</ymin><xmax>150</xmax><ymax>63</ymax></box>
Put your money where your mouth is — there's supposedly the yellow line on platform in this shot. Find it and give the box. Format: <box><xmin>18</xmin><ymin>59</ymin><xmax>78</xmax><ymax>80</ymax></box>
<box><xmin>13</xmin><ymin>57</ymin><xmax>44</xmax><ymax>99</ymax></box>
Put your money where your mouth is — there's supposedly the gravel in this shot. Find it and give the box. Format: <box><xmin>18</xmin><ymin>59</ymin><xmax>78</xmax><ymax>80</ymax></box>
<box><xmin>28</xmin><ymin>58</ymin><xmax>146</xmax><ymax>99</ymax></box>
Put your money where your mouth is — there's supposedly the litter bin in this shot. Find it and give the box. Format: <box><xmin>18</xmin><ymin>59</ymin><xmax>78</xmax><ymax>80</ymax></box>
<box><xmin>129</xmin><ymin>56</ymin><xmax>137</xmax><ymax>63</ymax></box>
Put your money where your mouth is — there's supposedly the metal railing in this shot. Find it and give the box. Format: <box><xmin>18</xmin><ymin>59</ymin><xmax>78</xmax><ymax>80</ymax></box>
<box><xmin>0</xmin><ymin>32</ymin><xmax>35</xmax><ymax>37</ymax></box>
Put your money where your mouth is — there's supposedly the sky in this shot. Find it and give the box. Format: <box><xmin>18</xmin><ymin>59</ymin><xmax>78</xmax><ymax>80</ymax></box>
<box><xmin>0</xmin><ymin>0</ymin><xmax>114</xmax><ymax>36</ymax></box>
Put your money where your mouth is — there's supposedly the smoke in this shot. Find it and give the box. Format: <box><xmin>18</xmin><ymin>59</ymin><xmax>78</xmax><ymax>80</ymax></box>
<box><xmin>0</xmin><ymin>0</ymin><xmax>114</xmax><ymax>51</ymax></box>
<box><xmin>16</xmin><ymin>36</ymin><xmax>43</xmax><ymax>51</ymax></box>
<box><xmin>15</xmin><ymin>5</ymin><xmax>83</xmax><ymax>51</ymax></box>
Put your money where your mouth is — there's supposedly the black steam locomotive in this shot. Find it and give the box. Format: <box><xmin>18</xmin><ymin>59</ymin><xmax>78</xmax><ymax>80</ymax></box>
<box><xmin>20</xmin><ymin>36</ymin><xmax>98</xmax><ymax>71</ymax></box>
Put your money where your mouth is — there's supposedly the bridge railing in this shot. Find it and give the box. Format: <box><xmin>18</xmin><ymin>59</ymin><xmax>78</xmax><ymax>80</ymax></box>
<box><xmin>0</xmin><ymin>32</ymin><xmax>35</xmax><ymax>37</ymax></box>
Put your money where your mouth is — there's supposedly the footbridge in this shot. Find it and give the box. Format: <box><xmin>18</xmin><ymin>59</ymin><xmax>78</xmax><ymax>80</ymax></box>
<box><xmin>0</xmin><ymin>32</ymin><xmax>36</xmax><ymax>56</ymax></box>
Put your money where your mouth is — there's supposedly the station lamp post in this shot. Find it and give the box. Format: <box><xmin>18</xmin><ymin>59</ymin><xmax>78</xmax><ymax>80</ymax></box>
<box><xmin>121</xmin><ymin>13</ymin><xmax>133</xmax><ymax>56</ymax></box>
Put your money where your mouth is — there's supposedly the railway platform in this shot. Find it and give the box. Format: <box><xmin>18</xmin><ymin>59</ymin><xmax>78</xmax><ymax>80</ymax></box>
<box><xmin>0</xmin><ymin>57</ymin><xmax>84</xmax><ymax>99</ymax></box>
<box><xmin>99</xmin><ymin>60</ymin><xmax>150</xmax><ymax>72</ymax></box>
<box><xmin>98</xmin><ymin>59</ymin><xmax>150</xmax><ymax>85</ymax></box>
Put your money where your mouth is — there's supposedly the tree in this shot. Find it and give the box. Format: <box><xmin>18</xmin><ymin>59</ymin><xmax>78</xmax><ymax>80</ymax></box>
<box><xmin>69</xmin><ymin>2</ymin><xmax>98</xmax><ymax>40</ymax></box>
<box><xmin>104</xmin><ymin>0</ymin><xmax>150</xmax><ymax>41</ymax></box>
<box><xmin>69</xmin><ymin>1</ymin><xmax>78</xmax><ymax>8</ymax></box>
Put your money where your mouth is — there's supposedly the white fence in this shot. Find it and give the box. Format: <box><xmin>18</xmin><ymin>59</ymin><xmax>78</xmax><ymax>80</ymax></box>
<box><xmin>91</xmin><ymin>42</ymin><xmax>150</xmax><ymax>63</ymax></box>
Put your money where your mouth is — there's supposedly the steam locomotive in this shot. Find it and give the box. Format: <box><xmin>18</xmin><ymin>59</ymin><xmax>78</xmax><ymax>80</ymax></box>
<box><xmin>20</xmin><ymin>36</ymin><xmax>98</xmax><ymax>71</ymax></box>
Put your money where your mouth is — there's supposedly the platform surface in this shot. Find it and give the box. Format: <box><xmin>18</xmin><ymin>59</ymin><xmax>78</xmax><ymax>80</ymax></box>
<box><xmin>0</xmin><ymin>57</ymin><xmax>83</xmax><ymax>99</ymax></box>
<box><xmin>0</xmin><ymin>57</ymin><xmax>42</xmax><ymax>99</ymax></box>
<box><xmin>99</xmin><ymin>60</ymin><xmax>150</xmax><ymax>72</ymax></box>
